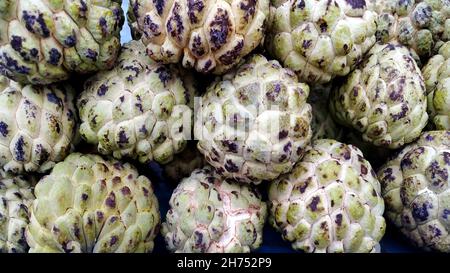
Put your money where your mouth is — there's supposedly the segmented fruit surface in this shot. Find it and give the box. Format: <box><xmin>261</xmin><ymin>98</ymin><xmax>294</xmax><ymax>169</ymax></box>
<box><xmin>128</xmin><ymin>0</ymin><xmax>269</xmax><ymax>74</ymax></box>
<box><xmin>269</xmin><ymin>139</ymin><xmax>386</xmax><ymax>253</ymax></box>
<box><xmin>162</xmin><ymin>166</ymin><xmax>267</xmax><ymax>253</ymax></box>
<box><xmin>0</xmin><ymin>170</ymin><xmax>35</xmax><ymax>253</ymax></box>
<box><xmin>0</xmin><ymin>75</ymin><xmax>78</xmax><ymax>174</ymax></box>
<box><xmin>344</xmin><ymin>132</ymin><xmax>392</xmax><ymax>170</ymax></box>
<box><xmin>330</xmin><ymin>43</ymin><xmax>428</xmax><ymax>149</ymax></box>
<box><xmin>0</xmin><ymin>0</ymin><xmax>124</xmax><ymax>84</ymax></box>
<box><xmin>368</xmin><ymin>0</ymin><xmax>450</xmax><ymax>59</ymax></box>
<box><xmin>378</xmin><ymin>131</ymin><xmax>450</xmax><ymax>252</ymax></box>
<box><xmin>78</xmin><ymin>41</ymin><xmax>194</xmax><ymax>164</ymax></box>
<box><xmin>26</xmin><ymin>153</ymin><xmax>160</xmax><ymax>253</ymax></box>
<box><xmin>423</xmin><ymin>42</ymin><xmax>450</xmax><ymax>130</ymax></box>
<box><xmin>266</xmin><ymin>0</ymin><xmax>377</xmax><ymax>84</ymax></box>
<box><xmin>195</xmin><ymin>54</ymin><xmax>312</xmax><ymax>184</ymax></box>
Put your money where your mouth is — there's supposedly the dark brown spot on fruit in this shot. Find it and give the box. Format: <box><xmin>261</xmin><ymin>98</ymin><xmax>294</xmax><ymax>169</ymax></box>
<box><xmin>308</xmin><ymin>196</ymin><xmax>320</xmax><ymax>211</ymax></box>
<box><xmin>335</xmin><ymin>213</ymin><xmax>343</xmax><ymax>226</ymax></box>
<box><xmin>105</xmin><ymin>192</ymin><xmax>116</xmax><ymax>208</ymax></box>
<box><xmin>209</xmin><ymin>8</ymin><xmax>231</xmax><ymax>51</ymax></box>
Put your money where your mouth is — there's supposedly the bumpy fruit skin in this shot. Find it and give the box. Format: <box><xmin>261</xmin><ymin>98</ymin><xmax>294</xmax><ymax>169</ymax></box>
<box><xmin>0</xmin><ymin>170</ymin><xmax>34</xmax><ymax>253</ymax></box>
<box><xmin>195</xmin><ymin>54</ymin><xmax>312</xmax><ymax>184</ymax></box>
<box><xmin>0</xmin><ymin>75</ymin><xmax>78</xmax><ymax>174</ymax></box>
<box><xmin>163</xmin><ymin>141</ymin><xmax>206</xmax><ymax>184</ymax></box>
<box><xmin>330</xmin><ymin>43</ymin><xmax>428</xmax><ymax>149</ymax></box>
<box><xmin>423</xmin><ymin>42</ymin><xmax>450</xmax><ymax>130</ymax></box>
<box><xmin>308</xmin><ymin>85</ymin><xmax>343</xmax><ymax>141</ymax></box>
<box><xmin>0</xmin><ymin>0</ymin><xmax>124</xmax><ymax>85</ymax></box>
<box><xmin>78</xmin><ymin>41</ymin><xmax>194</xmax><ymax>164</ymax></box>
<box><xmin>128</xmin><ymin>0</ymin><xmax>269</xmax><ymax>74</ymax></box>
<box><xmin>266</xmin><ymin>0</ymin><xmax>377</xmax><ymax>84</ymax></box>
<box><xmin>378</xmin><ymin>131</ymin><xmax>450</xmax><ymax>252</ymax></box>
<box><xmin>269</xmin><ymin>139</ymin><xmax>386</xmax><ymax>253</ymax></box>
<box><xmin>162</xmin><ymin>166</ymin><xmax>267</xmax><ymax>253</ymax></box>
<box><xmin>368</xmin><ymin>0</ymin><xmax>450</xmax><ymax>59</ymax></box>
<box><xmin>26</xmin><ymin>153</ymin><xmax>160</xmax><ymax>253</ymax></box>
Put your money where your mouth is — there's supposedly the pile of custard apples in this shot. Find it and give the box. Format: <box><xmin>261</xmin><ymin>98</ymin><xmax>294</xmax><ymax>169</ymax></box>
<box><xmin>0</xmin><ymin>0</ymin><xmax>449</xmax><ymax>253</ymax></box>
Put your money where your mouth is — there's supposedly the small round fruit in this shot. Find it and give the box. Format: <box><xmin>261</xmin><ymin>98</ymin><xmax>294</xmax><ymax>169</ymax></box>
<box><xmin>368</xmin><ymin>0</ymin><xmax>450</xmax><ymax>59</ymax></box>
<box><xmin>266</xmin><ymin>0</ymin><xmax>377</xmax><ymax>84</ymax></box>
<box><xmin>0</xmin><ymin>75</ymin><xmax>78</xmax><ymax>174</ymax></box>
<box><xmin>195</xmin><ymin>54</ymin><xmax>312</xmax><ymax>184</ymax></box>
<box><xmin>269</xmin><ymin>139</ymin><xmax>386</xmax><ymax>253</ymax></box>
<box><xmin>128</xmin><ymin>0</ymin><xmax>269</xmax><ymax>74</ymax></box>
<box><xmin>378</xmin><ymin>131</ymin><xmax>450</xmax><ymax>252</ymax></box>
<box><xmin>0</xmin><ymin>0</ymin><xmax>124</xmax><ymax>85</ymax></box>
<box><xmin>162</xmin><ymin>166</ymin><xmax>267</xmax><ymax>253</ymax></box>
<box><xmin>26</xmin><ymin>153</ymin><xmax>160</xmax><ymax>253</ymax></box>
<box><xmin>77</xmin><ymin>41</ymin><xmax>195</xmax><ymax>164</ymax></box>
<box><xmin>330</xmin><ymin>43</ymin><xmax>428</xmax><ymax>149</ymax></box>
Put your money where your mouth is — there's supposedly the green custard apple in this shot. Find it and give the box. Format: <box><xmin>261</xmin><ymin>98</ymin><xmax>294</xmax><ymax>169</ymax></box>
<box><xmin>0</xmin><ymin>0</ymin><xmax>124</xmax><ymax>84</ymax></box>
<box><xmin>368</xmin><ymin>0</ymin><xmax>450</xmax><ymax>60</ymax></box>
<box><xmin>78</xmin><ymin>40</ymin><xmax>195</xmax><ymax>164</ymax></box>
<box><xmin>269</xmin><ymin>139</ymin><xmax>386</xmax><ymax>253</ymax></box>
<box><xmin>26</xmin><ymin>153</ymin><xmax>160</xmax><ymax>253</ymax></box>
<box><xmin>266</xmin><ymin>0</ymin><xmax>377</xmax><ymax>84</ymax></box>
<box><xmin>128</xmin><ymin>0</ymin><xmax>269</xmax><ymax>74</ymax></box>
<box><xmin>162</xmin><ymin>166</ymin><xmax>267</xmax><ymax>253</ymax></box>
<box><xmin>195</xmin><ymin>54</ymin><xmax>312</xmax><ymax>184</ymax></box>
<box><xmin>378</xmin><ymin>131</ymin><xmax>450</xmax><ymax>252</ymax></box>
<box><xmin>0</xmin><ymin>75</ymin><xmax>78</xmax><ymax>174</ymax></box>
<box><xmin>330</xmin><ymin>42</ymin><xmax>428</xmax><ymax>149</ymax></box>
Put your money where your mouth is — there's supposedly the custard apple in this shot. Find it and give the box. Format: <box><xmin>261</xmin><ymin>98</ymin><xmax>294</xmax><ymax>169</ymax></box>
<box><xmin>368</xmin><ymin>0</ymin><xmax>450</xmax><ymax>60</ymax></box>
<box><xmin>26</xmin><ymin>153</ymin><xmax>160</xmax><ymax>253</ymax></box>
<box><xmin>128</xmin><ymin>0</ymin><xmax>269</xmax><ymax>74</ymax></box>
<box><xmin>344</xmin><ymin>131</ymin><xmax>392</xmax><ymax>169</ymax></box>
<box><xmin>77</xmin><ymin>41</ymin><xmax>194</xmax><ymax>164</ymax></box>
<box><xmin>194</xmin><ymin>54</ymin><xmax>312</xmax><ymax>184</ymax></box>
<box><xmin>163</xmin><ymin>141</ymin><xmax>206</xmax><ymax>184</ymax></box>
<box><xmin>0</xmin><ymin>0</ymin><xmax>124</xmax><ymax>85</ymax></box>
<box><xmin>269</xmin><ymin>139</ymin><xmax>386</xmax><ymax>253</ymax></box>
<box><xmin>0</xmin><ymin>75</ymin><xmax>78</xmax><ymax>174</ymax></box>
<box><xmin>422</xmin><ymin>41</ymin><xmax>450</xmax><ymax>130</ymax></box>
<box><xmin>0</xmin><ymin>170</ymin><xmax>35</xmax><ymax>253</ymax></box>
<box><xmin>330</xmin><ymin>43</ymin><xmax>428</xmax><ymax>149</ymax></box>
<box><xmin>266</xmin><ymin>0</ymin><xmax>377</xmax><ymax>84</ymax></box>
<box><xmin>378</xmin><ymin>131</ymin><xmax>450</xmax><ymax>252</ymax></box>
<box><xmin>308</xmin><ymin>85</ymin><xmax>343</xmax><ymax>141</ymax></box>
<box><xmin>162</xmin><ymin>166</ymin><xmax>267</xmax><ymax>253</ymax></box>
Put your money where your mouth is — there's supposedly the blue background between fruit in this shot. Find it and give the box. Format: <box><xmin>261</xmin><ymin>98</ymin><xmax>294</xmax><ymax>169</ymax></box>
<box><xmin>120</xmin><ymin>1</ymin><xmax>418</xmax><ymax>253</ymax></box>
